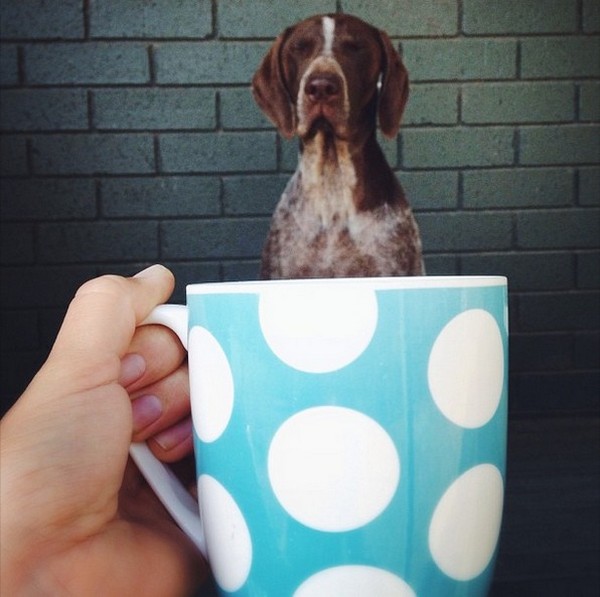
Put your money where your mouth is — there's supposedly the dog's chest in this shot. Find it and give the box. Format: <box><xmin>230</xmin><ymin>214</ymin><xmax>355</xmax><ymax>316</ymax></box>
<box><xmin>274</xmin><ymin>170</ymin><xmax>400</xmax><ymax>277</ymax></box>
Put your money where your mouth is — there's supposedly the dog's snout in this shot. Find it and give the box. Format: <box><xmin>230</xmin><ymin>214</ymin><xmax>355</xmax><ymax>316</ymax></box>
<box><xmin>305</xmin><ymin>73</ymin><xmax>341</xmax><ymax>102</ymax></box>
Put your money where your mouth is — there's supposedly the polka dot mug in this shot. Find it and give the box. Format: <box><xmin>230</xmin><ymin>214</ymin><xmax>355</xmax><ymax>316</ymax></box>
<box><xmin>131</xmin><ymin>276</ymin><xmax>508</xmax><ymax>596</ymax></box>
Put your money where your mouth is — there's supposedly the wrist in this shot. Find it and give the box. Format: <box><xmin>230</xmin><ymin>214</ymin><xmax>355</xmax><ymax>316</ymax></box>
<box><xmin>0</xmin><ymin>466</ymin><xmax>36</xmax><ymax>593</ymax></box>
<box><xmin>0</xmin><ymin>415</ymin><xmax>50</xmax><ymax>594</ymax></box>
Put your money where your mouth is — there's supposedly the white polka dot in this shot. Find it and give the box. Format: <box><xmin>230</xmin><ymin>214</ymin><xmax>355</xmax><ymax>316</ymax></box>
<box><xmin>268</xmin><ymin>406</ymin><xmax>400</xmax><ymax>532</ymax></box>
<box><xmin>428</xmin><ymin>464</ymin><xmax>504</xmax><ymax>581</ymax></box>
<box><xmin>294</xmin><ymin>566</ymin><xmax>415</xmax><ymax>597</ymax></box>
<box><xmin>197</xmin><ymin>474</ymin><xmax>252</xmax><ymax>592</ymax></box>
<box><xmin>428</xmin><ymin>309</ymin><xmax>504</xmax><ymax>428</ymax></box>
<box><xmin>258</xmin><ymin>284</ymin><xmax>378</xmax><ymax>373</ymax></box>
<box><xmin>189</xmin><ymin>327</ymin><xmax>234</xmax><ymax>443</ymax></box>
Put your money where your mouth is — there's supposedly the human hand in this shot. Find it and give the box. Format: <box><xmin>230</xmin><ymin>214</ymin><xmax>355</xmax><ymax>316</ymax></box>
<box><xmin>0</xmin><ymin>265</ymin><xmax>207</xmax><ymax>596</ymax></box>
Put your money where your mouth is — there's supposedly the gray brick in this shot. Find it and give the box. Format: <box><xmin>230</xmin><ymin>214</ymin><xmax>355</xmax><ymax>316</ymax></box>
<box><xmin>220</xmin><ymin>87</ymin><xmax>271</xmax><ymax>130</ymax></box>
<box><xmin>577</xmin><ymin>252</ymin><xmax>600</xmax><ymax>289</ymax></box>
<box><xmin>518</xmin><ymin>291</ymin><xmax>600</xmax><ymax>332</ymax></box>
<box><xmin>32</xmin><ymin>134</ymin><xmax>155</xmax><ymax>175</ymax></box>
<box><xmin>0</xmin><ymin>45</ymin><xmax>18</xmax><ymax>86</ymax></box>
<box><xmin>516</xmin><ymin>208</ymin><xmax>600</xmax><ymax>249</ymax></box>
<box><xmin>579</xmin><ymin>167</ymin><xmax>600</xmax><ymax>206</ymax></box>
<box><xmin>583</xmin><ymin>0</ymin><xmax>600</xmax><ymax>33</ymax></box>
<box><xmin>574</xmin><ymin>332</ymin><xmax>600</xmax><ymax>369</ymax></box>
<box><xmin>101</xmin><ymin>177</ymin><xmax>220</xmax><ymax>217</ymax></box>
<box><xmin>222</xmin><ymin>261</ymin><xmax>262</xmax><ymax>282</ymax></box>
<box><xmin>0</xmin><ymin>179</ymin><xmax>96</xmax><ymax>221</ymax></box>
<box><xmin>402</xmin><ymin>127</ymin><xmax>514</xmax><ymax>169</ymax></box>
<box><xmin>463</xmin><ymin>168</ymin><xmax>573</xmax><ymax>209</ymax></box>
<box><xmin>403</xmin><ymin>84</ymin><xmax>458</xmax><ymax>126</ymax></box>
<box><xmin>0</xmin><ymin>135</ymin><xmax>28</xmax><ymax>176</ymax></box>
<box><xmin>417</xmin><ymin>212</ymin><xmax>513</xmax><ymax>252</ymax></box>
<box><xmin>512</xmin><ymin>371</ymin><xmax>599</xmax><ymax>413</ymax></box>
<box><xmin>155</xmin><ymin>42</ymin><xmax>268</xmax><ymax>85</ymax></box>
<box><xmin>0</xmin><ymin>311</ymin><xmax>39</xmax><ymax>351</ymax></box>
<box><xmin>159</xmin><ymin>132</ymin><xmax>276</xmax><ymax>173</ymax></box>
<box><xmin>161</xmin><ymin>218</ymin><xmax>270</xmax><ymax>259</ymax></box>
<box><xmin>94</xmin><ymin>88</ymin><xmax>216</xmax><ymax>130</ymax></box>
<box><xmin>0</xmin><ymin>223</ymin><xmax>34</xmax><ymax>264</ymax></box>
<box><xmin>340</xmin><ymin>0</ymin><xmax>458</xmax><ymax>36</ymax></box>
<box><xmin>521</xmin><ymin>37</ymin><xmax>600</xmax><ymax>79</ymax></box>
<box><xmin>399</xmin><ymin>171</ymin><xmax>458</xmax><ymax>210</ymax></box>
<box><xmin>511</xmin><ymin>333</ymin><xmax>573</xmax><ymax>373</ymax></box>
<box><xmin>90</xmin><ymin>0</ymin><xmax>212</xmax><ymax>39</ymax></box>
<box><xmin>38</xmin><ymin>222</ymin><xmax>159</xmax><ymax>263</ymax></box>
<box><xmin>0</xmin><ymin>89</ymin><xmax>88</xmax><ymax>131</ymax></box>
<box><xmin>0</xmin><ymin>265</ymin><xmax>97</xmax><ymax>307</ymax></box>
<box><xmin>223</xmin><ymin>174</ymin><xmax>288</xmax><ymax>215</ymax></box>
<box><xmin>0</xmin><ymin>0</ymin><xmax>83</xmax><ymax>39</ymax></box>
<box><xmin>422</xmin><ymin>255</ymin><xmax>459</xmax><ymax>275</ymax></box>
<box><xmin>580</xmin><ymin>82</ymin><xmax>600</xmax><ymax>122</ymax></box>
<box><xmin>403</xmin><ymin>39</ymin><xmax>516</xmax><ymax>82</ymax></box>
<box><xmin>219</xmin><ymin>1</ymin><xmax>335</xmax><ymax>38</ymax></box>
<box><xmin>463</xmin><ymin>0</ymin><xmax>576</xmax><ymax>34</ymax></box>
<box><xmin>462</xmin><ymin>83</ymin><xmax>575</xmax><ymax>124</ymax></box>
<box><xmin>25</xmin><ymin>43</ymin><xmax>150</xmax><ymax>85</ymax></box>
<box><xmin>520</xmin><ymin>125</ymin><xmax>600</xmax><ymax>166</ymax></box>
<box><xmin>461</xmin><ymin>252</ymin><xmax>574</xmax><ymax>291</ymax></box>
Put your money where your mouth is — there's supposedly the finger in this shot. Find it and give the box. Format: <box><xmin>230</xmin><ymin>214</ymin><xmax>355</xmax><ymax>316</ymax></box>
<box><xmin>148</xmin><ymin>416</ymin><xmax>194</xmax><ymax>463</ymax></box>
<box><xmin>123</xmin><ymin>325</ymin><xmax>187</xmax><ymax>393</ymax></box>
<box><xmin>131</xmin><ymin>364</ymin><xmax>190</xmax><ymax>440</ymax></box>
<box><xmin>44</xmin><ymin>265</ymin><xmax>175</xmax><ymax>393</ymax></box>
<box><xmin>130</xmin><ymin>355</ymin><xmax>194</xmax><ymax>463</ymax></box>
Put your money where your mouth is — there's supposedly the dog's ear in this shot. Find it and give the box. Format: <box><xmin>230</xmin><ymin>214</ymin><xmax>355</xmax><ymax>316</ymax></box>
<box><xmin>377</xmin><ymin>30</ymin><xmax>409</xmax><ymax>138</ymax></box>
<box><xmin>252</xmin><ymin>28</ymin><xmax>296</xmax><ymax>139</ymax></box>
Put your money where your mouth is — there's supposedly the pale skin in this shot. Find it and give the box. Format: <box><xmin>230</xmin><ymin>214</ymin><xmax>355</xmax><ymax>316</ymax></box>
<box><xmin>0</xmin><ymin>265</ymin><xmax>208</xmax><ymax>596</ymax></box>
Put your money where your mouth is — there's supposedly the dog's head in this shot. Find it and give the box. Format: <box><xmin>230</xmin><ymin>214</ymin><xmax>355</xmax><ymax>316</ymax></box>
<box><xmin>252</xmin><ymin>13</ymin><xmax>409</xmax><ymax>141</ymax></box>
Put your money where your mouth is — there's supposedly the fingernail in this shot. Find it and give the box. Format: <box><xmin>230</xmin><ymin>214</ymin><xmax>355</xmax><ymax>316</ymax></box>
<box><xmin>153</xmin><ymin>417</ymin><xmax>193</xmax><ymax>452</ymax></box>
<box><xmin>119</xmin><ymin>353</ymin><xmax>146</xmax><ymax>387</ymax></box>
<box><xmin>134</xmin><ymin>264</ymin><xmax>168</xmax><ymax>279</ymax></box>
<box><xmin>131</xmin><ymin>394</ymin><xmax>163</xmax><ymax>432</ymax></box>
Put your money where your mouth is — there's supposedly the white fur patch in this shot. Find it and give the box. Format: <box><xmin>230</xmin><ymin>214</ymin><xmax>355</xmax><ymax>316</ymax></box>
<box><xmin>299</xmin><ymin>136</ymin><xmax>357</xmax><ymax>227</ymax></box>
<box><xmin>322</xmin><ymin>16</ymin><xmax>335</xmax><ymax>56</ymax></box>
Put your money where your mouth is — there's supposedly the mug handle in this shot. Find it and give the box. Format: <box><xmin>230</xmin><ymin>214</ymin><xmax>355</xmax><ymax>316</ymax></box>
<box><xmin>129</xmin><ymin>305</ymin><xmax>208</xmax><ymax>558</ymax></box>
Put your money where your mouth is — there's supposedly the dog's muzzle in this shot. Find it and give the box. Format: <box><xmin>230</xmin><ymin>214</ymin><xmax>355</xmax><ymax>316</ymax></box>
<box><xmin>297</xmin><ymin>59</ymin><xmax>349</xmax><ymax>138</ymax></box>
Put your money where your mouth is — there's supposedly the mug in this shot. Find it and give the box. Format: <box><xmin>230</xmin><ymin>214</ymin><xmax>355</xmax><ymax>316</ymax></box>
<box><xmin>131</xmin><ymin>275</ymin><xmax>508</xmax><ymax>596</ymax></box>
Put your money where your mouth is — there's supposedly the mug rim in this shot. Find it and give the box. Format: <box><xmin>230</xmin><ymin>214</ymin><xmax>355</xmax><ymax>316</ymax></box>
<box><xmin>186</xmin><ymin>275</ymin><xmax>507</xmax><ymax>295</ymax></box>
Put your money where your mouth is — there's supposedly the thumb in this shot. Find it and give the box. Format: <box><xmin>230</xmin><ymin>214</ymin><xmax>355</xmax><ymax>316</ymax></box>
<box><xmin>41</xmin><ymin>265</ymin><xmax>175</xmax><ymax>396</ymax></box>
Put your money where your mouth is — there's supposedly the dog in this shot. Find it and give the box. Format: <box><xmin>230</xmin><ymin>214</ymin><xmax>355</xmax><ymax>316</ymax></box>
<box><xmin>252</xmin><ymin>13</ymin><xmax>424</xmax><ymax>279</ymax></box>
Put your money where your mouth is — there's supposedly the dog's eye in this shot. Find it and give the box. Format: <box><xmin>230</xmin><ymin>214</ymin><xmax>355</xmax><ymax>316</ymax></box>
<box><xmin>292</xmin><ymin>38</ymin><xmax>314</xmax><ymax>56</ymax></box>
<box><xmin>342</xmin><ymin>40</ymin><xmax>365</xmax><ymax>53</ymax></box>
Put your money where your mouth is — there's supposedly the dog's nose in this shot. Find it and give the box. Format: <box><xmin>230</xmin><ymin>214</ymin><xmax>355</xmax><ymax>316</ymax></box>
<box><xmin>305</xmin><ymin>74</ymin><xmax>341</xmax><ymax>101</ymax></box>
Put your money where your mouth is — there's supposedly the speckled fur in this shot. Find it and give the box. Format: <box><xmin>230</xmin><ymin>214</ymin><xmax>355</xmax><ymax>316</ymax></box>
<box><xmin>260</xmin><ymin>166</ymin><xmax>423</xmax><ymax>279</ymax></box>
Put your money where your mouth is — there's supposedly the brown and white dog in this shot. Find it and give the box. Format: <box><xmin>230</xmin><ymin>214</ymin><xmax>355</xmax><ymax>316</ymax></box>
<box><xmin>252</xmin><ymin>13</ymin><xmax>424</xmax><ymax>279</ymax></box>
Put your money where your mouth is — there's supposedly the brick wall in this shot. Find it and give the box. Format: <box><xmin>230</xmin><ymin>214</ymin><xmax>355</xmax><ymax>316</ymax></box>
<box><xmin>1</xmin><ymin>0</ymin><xmax>598</xmax><ymax>415</ymax></box>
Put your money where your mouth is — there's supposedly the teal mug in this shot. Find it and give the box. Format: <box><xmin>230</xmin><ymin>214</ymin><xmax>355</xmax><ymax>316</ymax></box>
<box><xmin>131</xmin><ymin>276</ymin><xmax>508</xmax><ymax>596</ymax></box>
